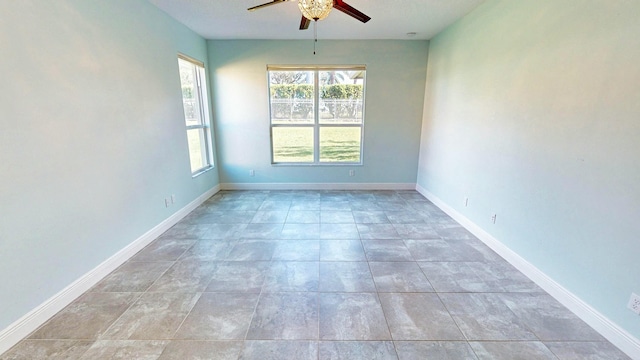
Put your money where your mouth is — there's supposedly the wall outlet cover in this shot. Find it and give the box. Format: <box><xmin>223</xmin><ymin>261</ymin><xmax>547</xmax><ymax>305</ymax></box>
<box><xmin>628</xmin><ymin>293</ymin><xmax>640</xmax><ymax>315</ymax></box>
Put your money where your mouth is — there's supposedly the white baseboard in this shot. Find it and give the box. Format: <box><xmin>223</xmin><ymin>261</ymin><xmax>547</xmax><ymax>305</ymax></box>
<box><xmin>0</xmin><ymin>185</ymin><xmax>220</xmax><ymax>356</ymax></box>
<box><xmin>415</xmin><ymin>184</ymin><xmax>640</xmax><ymax>359</ymax></box>
<box><xmin>220</xmin><ymin>182</ymin><xmax>416</xmax><ymax>191</ymax></box>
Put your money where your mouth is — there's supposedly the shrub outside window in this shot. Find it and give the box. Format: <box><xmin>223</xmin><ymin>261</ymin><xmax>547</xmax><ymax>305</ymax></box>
<box><xmin>178</xmin><ymin>55</ymin><xmax>214</xmax><ymax>175</ymax></box>
<box><xmin>268</xmin><ymin>66</ymin><xmax>365</xmax><ymax>165</ymax></box>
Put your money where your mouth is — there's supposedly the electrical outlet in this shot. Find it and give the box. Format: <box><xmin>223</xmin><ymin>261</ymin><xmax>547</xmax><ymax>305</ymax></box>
<box><xmin>349</xmin><ymin>170</ymin><xmax>355</xmax><ymax>176</ymax></box>
<box><xmin>164</xmin><ymin>198</ymin><xmax>170</xmax><ymax>208</ymax></box>
<box><xmin>491</xmin><ymin>214</ymin><xmax>497</xmax><ymax>224</ymax></box>
<box><xmin>171</xmin><ymin>194</ymin><xmax>176</xmax><ymax>204</ymax></box>
<box><xmin>249</xmin><ymin>170</ymin><xmax>255</xmax><ymax>177</ymax></box>
<box><xmin>628</xmin><ymin>293</ymin><xmax>640</xmax><ymax>315</ymax></box>
<box><xmin>465</xmin><ymin>197</ymin><xmax>469</xmax><ymax>207</ymax></box>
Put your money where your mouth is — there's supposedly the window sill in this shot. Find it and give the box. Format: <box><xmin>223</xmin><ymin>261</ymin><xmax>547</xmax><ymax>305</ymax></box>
<box><xmin>191</xmin><ymin>165</ymin><xmax>214</xmax><ymax>178</ymax></box>
<box><xmin>271</xmin><ymin>163</ymin><xmax>363</xmax><ymax>167</ymax></box>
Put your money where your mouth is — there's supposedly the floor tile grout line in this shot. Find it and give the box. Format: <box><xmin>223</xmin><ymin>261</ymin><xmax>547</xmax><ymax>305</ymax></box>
<box><xmin>165</xmin><ymin>291</ymin><xmax>204</xmax><ymax>343</ymax></box>
<box><xmin>431</xmin><ymin>284</ymin><xmax>474</xmax><ymax>350</ymax></box>
<box><xmin>361</xmin><ymin>235</ymin><xmax>400</xmax><ymax>355</ymax></box>
<box><xmin>85</xmin><ymin>291</ymin><xmax>147</xmax><ymax>343</ymax></box>
<box><xmin>243</xmin><ymin>209</ymin><xmax>275</xmax><ymax>343</ymax></box>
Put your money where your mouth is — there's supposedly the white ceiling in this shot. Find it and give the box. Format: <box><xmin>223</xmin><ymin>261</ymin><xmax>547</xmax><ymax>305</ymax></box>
<box><xmin>148</xmin><ymin>0</ymin><xmax>484</xmax><ymax>40</ymax></box>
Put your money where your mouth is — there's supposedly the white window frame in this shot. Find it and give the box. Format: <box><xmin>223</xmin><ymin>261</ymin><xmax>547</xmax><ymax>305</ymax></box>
<box><xmin>178</xmin><ymin>54</ymin><xmax>214</xmax><ymax>176</ymax></box>
<box><xmin>268</xmin><ymin>65</ymin><xmax>365</xmax><ymax>166</ymax></box>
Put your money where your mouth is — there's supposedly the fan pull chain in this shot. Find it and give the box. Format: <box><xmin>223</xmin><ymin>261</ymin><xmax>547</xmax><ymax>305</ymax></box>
<box><xmin>313</xmin><ymin>20</ymin><xmax>317</xmax><ymax>55</ymax></box>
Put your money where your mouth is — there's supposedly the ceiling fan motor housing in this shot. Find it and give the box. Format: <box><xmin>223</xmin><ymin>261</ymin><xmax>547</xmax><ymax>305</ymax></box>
<box><xmin>298</xmin><ymin>0</ymin><xmax>334</xmax><ymax>21</ymax></box>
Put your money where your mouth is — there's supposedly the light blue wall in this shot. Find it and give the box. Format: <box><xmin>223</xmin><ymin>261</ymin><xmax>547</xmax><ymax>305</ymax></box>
<box><xmin>417</xmin><ymin>0</ymin><xmax>640</xmax><ymax>338</ymax></box>
<box><xmin>208</xmin><ymin>40</ymin><xmax>428</xmax><ymax>186</ymax></box>
<box><xmin>0</xmin><ymin>0</ymin><xmax>218</xmax><ymax>330</ymax></box>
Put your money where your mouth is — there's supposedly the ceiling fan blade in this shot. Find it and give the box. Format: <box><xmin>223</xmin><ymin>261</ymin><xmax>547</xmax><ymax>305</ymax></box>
<box><xmin>299</xmin><ymin>16</ymin><xmax>311</xmax><ymax>30</ymax></box>
<box><xmin>333</xmin><ymin>0</ymin><xmax>371</xmax><ymax>23</ymax></box>
<box><xmin>247</xmin><ymin>0</ymin><xmax>288</xmax><ymax>12</ymax></box>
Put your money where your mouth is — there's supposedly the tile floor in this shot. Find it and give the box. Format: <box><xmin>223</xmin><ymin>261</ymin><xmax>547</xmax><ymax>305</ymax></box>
<box><xmin>1</xmin><ymin>190</ymin><xmax>631</xmax><ymax>359</ymax></box>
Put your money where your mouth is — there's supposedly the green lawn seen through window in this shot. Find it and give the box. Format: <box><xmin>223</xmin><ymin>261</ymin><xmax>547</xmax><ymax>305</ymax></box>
<box><xmin>320</xmin><ymin>127</ymin><xmax>361</xmax><ymax>163</ymax></box>
<box><xmin>272</xmin><ymin>127</ymin><xmax>361</xmax><ymax>163</ymax></box>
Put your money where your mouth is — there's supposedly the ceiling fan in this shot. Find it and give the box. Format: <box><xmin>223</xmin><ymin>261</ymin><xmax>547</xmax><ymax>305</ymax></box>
<box><xmin>248</xmin><ymin>0</ymin><xmax>371</xmax><ymax>30</ymax></box>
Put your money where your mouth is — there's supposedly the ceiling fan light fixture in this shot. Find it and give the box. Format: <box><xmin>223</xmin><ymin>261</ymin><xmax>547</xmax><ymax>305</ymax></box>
<box><xmin>298</xmin><ymin>0</ymin><xmax>333</xmax><ymax>21</ymax></box>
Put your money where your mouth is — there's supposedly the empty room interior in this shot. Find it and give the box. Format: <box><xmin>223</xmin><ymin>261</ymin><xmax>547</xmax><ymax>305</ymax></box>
<box><xmin>1</xmin><ymin>0</ymin><xmax>639</xmax><ymax>359</ymax></box>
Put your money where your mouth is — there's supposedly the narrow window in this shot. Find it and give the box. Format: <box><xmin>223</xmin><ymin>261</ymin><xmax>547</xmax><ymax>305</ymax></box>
<box><xmin>268</xmin><ymin>66</ymin><xmax>365</xmax><ymax>165</ymax></box>
<box><xmin>178</xmin><ymin>55</ymin><xmax>213</xmax><ymax>175</ymax></box>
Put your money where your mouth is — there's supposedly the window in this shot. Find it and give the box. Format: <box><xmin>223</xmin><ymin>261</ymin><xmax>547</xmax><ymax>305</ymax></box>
<box><xmin>178</xmin><ymin>55</ymin><xmax>213</xmax><ymax>175</ymax></box>
<box><xmin>268</xmin><ymin>66</ymin><xmax>365</xmax><ymax>165</ymax></box>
